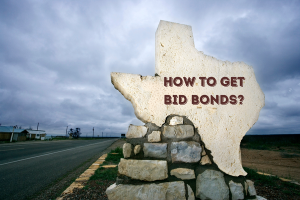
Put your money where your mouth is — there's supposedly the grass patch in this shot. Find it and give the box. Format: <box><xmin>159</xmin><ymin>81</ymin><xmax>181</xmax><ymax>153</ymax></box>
<box><xmin>281</xmin><ymin>152</ymin><xmax>300</xmax><ymax>158</ymax></box>
<box><xmin>90</xmin><ymin>167</ymin><xmax>118</xmax><ymax>181</ymax></box>
<box><xmin>110</xmin><ymin>146</ymin><xmax>123</xmax><ymax>154</ymax></box>
<box><xmin>89</xmin><ymin>147</ymin><xmax>123</xmax><ymax>183</ymax></box>
<box><xmin>244</xmin><ymin>167</ymin><xmax>300</xmax><ymax>197</ymax></box>
<box><xmin>241</xmin><ymin>135</ymin><xmax>300</xmax><ymax>151</ymax></box>
<box><xmin>100</xmin><ymin>147</ymin><xmax>124</xmax><ymax>165</ymax></box>
<box><xmin>105</xmin><ymin>148</ymin><xmax>124</xmax><ymax>163</ymax></box>
<box><xmin>244</xmin><ymin>167</ymin><xmax>278</xmax><ymax>186</ymax></box>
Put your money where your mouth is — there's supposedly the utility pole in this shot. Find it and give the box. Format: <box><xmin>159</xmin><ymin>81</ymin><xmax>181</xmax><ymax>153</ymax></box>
<box><xmin>66</xmin><ymin>126</ymin><xmax>68</xmax><ymax>138</ymax></box>
<box><xmin>93</xmin><ymin>127</ymin><xmax>94</xmax><ymax>138</ymax></box>
<box><xmin>37</xmin><ymin>122</ymin><xmax>39</xmax><ymax>130</ymax></box>
<box><xmin>102</xmin><ymin>132</ymin><xmax>103</xmax><ymax>138</ymax></box>
<box><xmin>10</xmin><ymin>125</ymin><xmax>17</xmax><ymax>142</ymax></box>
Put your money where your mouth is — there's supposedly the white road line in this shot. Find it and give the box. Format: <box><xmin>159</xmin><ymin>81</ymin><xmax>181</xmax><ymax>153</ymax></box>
<box><xmin>0</xmin><ymin>148</ymin><xmax>24</xmax><ymax>151</ymax></box>
<box><xmin>0</xmin><ymin>139</ymin><xmax>116</xmax><ymax>166</ymax></box>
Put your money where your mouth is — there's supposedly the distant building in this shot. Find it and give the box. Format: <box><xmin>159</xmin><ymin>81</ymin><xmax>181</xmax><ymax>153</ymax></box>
<box><xmin>0</xmin><ymin>126</ymin><xmax>46</xmax><ymax>141</ymax></box>
<box><xmin>0</xmin><ymin>126</ymin><xmax>28</xmax><ymax>141</ymax></box>
<box><xmin>27</xmin><ymin>130</ymin><xmax>46</xmax><ymax>140</ymax></box>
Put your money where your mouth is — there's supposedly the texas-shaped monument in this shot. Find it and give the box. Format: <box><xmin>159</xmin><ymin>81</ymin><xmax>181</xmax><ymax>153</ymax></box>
<box><xmin>111</xmin><ymin>20</ymin><xmax>265</xmax><ymax>176</ymax></box>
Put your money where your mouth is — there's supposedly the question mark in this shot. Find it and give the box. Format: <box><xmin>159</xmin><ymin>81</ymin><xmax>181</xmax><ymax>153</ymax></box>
<box><xmin>238</xmin><ymin>95</ymin><xmax>244</xmax><ymax>105</ymax></box>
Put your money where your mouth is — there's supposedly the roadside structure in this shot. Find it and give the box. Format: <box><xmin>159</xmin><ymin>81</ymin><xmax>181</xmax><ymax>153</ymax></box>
<box><xmin>107</xmin><ymin>20</ymin><xmax>265</xmax><ymax>200</ymax></box>
<box><xmin>0</xmin><ymin>126</ymin><xmax>28</xmax><ymax>141</ymax></box>
<box><xmin>0</xmin><ymin>126</ymin><xmax>47</xmax><ymax>141</ymax></box>
<box><xmin>27</xmin><ymin>130</ymin><xmax>46</xmax><ymax>140</ymax></box>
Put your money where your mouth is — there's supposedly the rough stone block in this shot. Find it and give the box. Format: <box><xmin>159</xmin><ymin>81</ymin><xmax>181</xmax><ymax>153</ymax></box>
<box><xmin>187</xmin><ymin>184</ymin><xmax>195</xmax><ymax>200</ymax></box>
<box><xmin>200</xmin><ymin>155</ymin><xmax>212</xmax><ymax>165</ymax></box>
<box><xmin>134</xmin><ymin>145</ymin><xmax>141</xmax><ymax>155</ymax></box>
<box><xmin>170</xmin><ymin>168</ymin><xmax>195</xmax><ymax>180</ymax></box>
<box><xmin>111</xmin><ymin>20</ymin><xmax>265</xmax><ymax>176</ymax></box>
<box><xmin>162</xmin><ymin>125</ymin><xmax>194</xmax><ymax>139</ymax></box>
<box><xmin>246</xmin><ymin>180</ymin><xmax>257</xmax><ymax>196</ymax></box>
<box><xmin>118</xmin><ymin>158</ymin><xmax>168</xmax><ymax>181</ymax></box>
<box><xmin>148</xmin><ymin>131</ymin><xmax>161</xmax><ymax>142</ymax></box>
<box><xmin>143</xmin><ymin>143</ymin><xmax>167</xmax><ymax>158</ymax></box>
<box><xmin>229</xmin><ymin>180</ymin><xmax>244</xmax><ymax>200</ymax></box>
<box><xmin>201</xmin><ymin>145</ymin><xmax>206</xmax><ymax>156</ymax></box>
<box><xmin>106</xmin><ymin>181</ymin><xmax>186</xmax><ymax>200</ymax></box>
<box><xmin>196</xmin><ymin>170</ymin><xmax>229</xmax><ymax>200</ymax></box>
<box><xmin>123</xmin><ymin>143</ymin><xmax>132</xmax><ymax>158</ymax></box>
<box><xmin>126</xmin><ymin>124</ymin><xmax>147</xmax><ymax>138</ymax></box>
<box><xmin>169</xmin><ymin>116</ymin><xmax>183</xmax><ymax>125</ymax></box>
<box><xmin>171</xmin><ymin>141</ymin><xmax>201</xmax><ymax>163</ymax></box>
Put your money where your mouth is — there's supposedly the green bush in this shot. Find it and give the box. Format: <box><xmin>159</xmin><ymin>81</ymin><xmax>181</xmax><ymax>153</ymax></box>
<box><xmin>90</xmin><ymin>167</ymin><xmax>118</xmax><ymax>181</ymax></box>
<box><xmin>110</xmin><ymin>147</ymin><xmax>123</xmax><ymax>154</ymax></box>
<box><xmin>244</xmin><ymin>167</ymin><xmax>277</xmax><ymax>186</ymax></box>
<box><xmin>105</xmin><ymin>147</ymin><xmax>124</xmax><ymax>163</ymax></box>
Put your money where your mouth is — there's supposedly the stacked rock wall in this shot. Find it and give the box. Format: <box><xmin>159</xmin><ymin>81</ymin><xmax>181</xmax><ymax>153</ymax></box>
<box><xmin>106</xmin><ymin>115</ymin><xmax>259</xmax><ymax>200</ymax></box>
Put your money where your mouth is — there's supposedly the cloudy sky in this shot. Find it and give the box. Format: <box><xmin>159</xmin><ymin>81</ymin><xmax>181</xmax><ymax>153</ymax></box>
<box><xmin>0</xmin><ymin>0</ymin><xmax>299</xmax><ymax>136</ymax></box>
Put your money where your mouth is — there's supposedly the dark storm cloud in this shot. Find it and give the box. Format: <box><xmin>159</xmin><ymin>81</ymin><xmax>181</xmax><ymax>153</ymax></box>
<box><xmin>0</xmin><ymin>0</ymin><xmax>299</xmax><ymax>136</ymax></box>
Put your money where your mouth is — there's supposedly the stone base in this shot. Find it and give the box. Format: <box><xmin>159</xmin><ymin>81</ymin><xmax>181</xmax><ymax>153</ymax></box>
<box><xmin>107</xmin><ymin>115</ymin><xmax>263</xmax><ymax>200</ymax></box>
<box><xmin>106</xmin><ymin>181</ymin><xmax>187</xmax><ymax>200</ymax></box>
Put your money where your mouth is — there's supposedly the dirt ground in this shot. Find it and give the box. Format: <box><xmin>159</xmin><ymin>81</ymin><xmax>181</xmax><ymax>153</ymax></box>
<box><xmin>241</xmin><ymin>147</ymin><xmax>300</xmax><ymax>182</ymax></box>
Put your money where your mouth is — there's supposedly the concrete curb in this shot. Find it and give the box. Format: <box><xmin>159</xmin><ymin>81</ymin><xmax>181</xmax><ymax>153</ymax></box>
<box><xmin>56</xmin><ymin>154</ymin><xmax>108</xmax><ymax>200</ymax></box>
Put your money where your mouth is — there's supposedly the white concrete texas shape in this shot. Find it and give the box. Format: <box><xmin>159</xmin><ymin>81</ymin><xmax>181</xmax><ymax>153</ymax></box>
<box><xmin>111</xmin><ymin>20</ymin><xmax>264</xmax><ymax>176</ymax></box>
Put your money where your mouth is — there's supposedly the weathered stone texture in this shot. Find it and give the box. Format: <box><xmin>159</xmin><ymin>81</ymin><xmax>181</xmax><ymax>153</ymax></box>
<box><xmin>126</xmin><ymin>124</ymin><xmax>147</xmax><ymax>138</ymax></box>
<box><xmin>118</xmin><ymin>159</ymin><xmax>168</xmax><ymax>181</ymax></box>
<box><xmin>196</xmin><ymin>170</ymin><xmax>229</xmax><ymax>200</ymax></box>
<box><xmin>148</xmin><ymin>131</ymin><xmax>161</xmax><ymax>142</ymax></box>
<box><xmin>162</xmin><ymin>125</ymin><xmax>194</xmax><ymax>139</ymax></box>
<box><xmin>143</xmin><ymin>143</ymin><xmax>167</xmax><ymax>158</ymax></box>
<box><xmin>134</xmin><ymin>145</ymin><xmax>141</xmax><ymax>155</ymax></box>
<box><xmin>106</xmin><ymin>181</ymin><xmax>186</xmax><ymax>200</ymax></box>
<box><xmin>229</xmin><ymin>180</ymin><xmax>244</xmax><ymax>200</ymax></box>
<box><xmin>246</xmin><ymin>180</ymin><xmax>257</xmax><ymax>196</ymax></box>
<box><xmin>187</xmin><ymin>184</ymin><xmax>195</xmax><ymax>200</ymax></box>
<box><xmin>201</xmin><ymin>145</ymin><xmax>206</xmax><ymax>156</ymax></box>
<box><xmin>111</xmin><ymin>20</ymin><xmax>265</xmax><ymax>176</ymax></box>
<box><xmin>200</xmin><ymin>155</ymin><xmax>212</xmax><ymax>165</ymax></box>
<box><xmin>123</xmin><ymin>143</ymin><xmax>132</xmax><ymax>158</ymax></box>
<box><xmin>169</xmin><ymin>116</ymin><xmax>183</xmax><ymax>125</ymax></box>
<box><xmin>170</xmin><ymin>168</ymin><xmax>195</xmax><ymax>180</ymax></box>
<box><xmin>171</xmin><ymin>141</ymin><xmax>201</xmax><ymax>163</ymax></box>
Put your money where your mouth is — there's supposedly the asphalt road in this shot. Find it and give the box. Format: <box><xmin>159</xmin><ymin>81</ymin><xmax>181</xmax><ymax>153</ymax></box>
<box><xmin>0</xmin><ymin>138</ymin><xmax>116</xmax><ymax>200</ymax></box>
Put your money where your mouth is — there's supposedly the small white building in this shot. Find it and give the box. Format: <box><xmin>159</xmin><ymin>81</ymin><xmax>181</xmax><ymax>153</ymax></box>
<box><xmin>27</xmin><ymin>130</ymin><xmax>46</xmax><ymax>140</ymax></box>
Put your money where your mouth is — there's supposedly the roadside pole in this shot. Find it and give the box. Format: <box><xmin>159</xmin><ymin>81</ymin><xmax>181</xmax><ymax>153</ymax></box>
<box><xmin>10</xmin><ymin>126</ymin><xmax>15</xmax><ymax>142</ymax></box>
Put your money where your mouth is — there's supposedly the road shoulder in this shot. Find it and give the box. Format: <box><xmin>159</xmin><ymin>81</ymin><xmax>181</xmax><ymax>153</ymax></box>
<box><xmin>30</xmin><ymin>139</ymin><xmax>125</xmax><ymax>200</ymax></box>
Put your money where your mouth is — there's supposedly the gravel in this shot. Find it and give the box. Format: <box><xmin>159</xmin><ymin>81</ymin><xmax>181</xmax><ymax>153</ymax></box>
<box><xmin>61</xmin><ymin>180</ymin><xmax>114</xmax><ymax>200</ymax></box>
